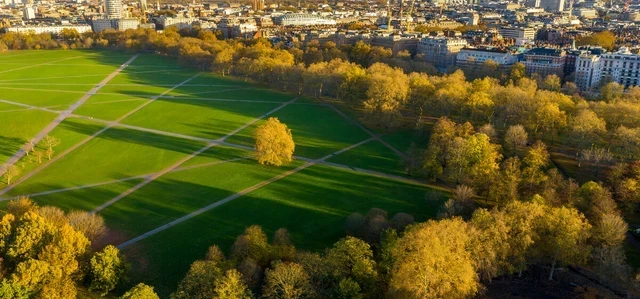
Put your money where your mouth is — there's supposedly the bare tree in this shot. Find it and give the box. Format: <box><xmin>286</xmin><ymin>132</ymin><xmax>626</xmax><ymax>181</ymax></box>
<box><xmin>34</xmin><ymin>150</ymin><xmax>44</xmax><ymax>164</ymax></box>
<box><xmin>42</xmin><ymin>135</ymin><xmax>61</xmax><ymax>152</ymax></box>
<box><xmin>504</xmin><ymin>125</ymin><xmax>528</xmax><ymax>154</ymax></box>
<box><xmin>24</xmin><ymin>142</ymin><xmax>34</xmax><ymax>156</ymax></box>
<box><xmin>2</xmin><ymin>165</ymin><xmax>21</xmax><ymax>185</ymax></box>
<box><xmin>581</xmin><ymin>146</ymin><xmax>613</xmax><ymax>178</ymax></box>
<box><xmin>46</xmin><ymin>148</ymin><xmax>54</xmax><ymax>160</ymax></box>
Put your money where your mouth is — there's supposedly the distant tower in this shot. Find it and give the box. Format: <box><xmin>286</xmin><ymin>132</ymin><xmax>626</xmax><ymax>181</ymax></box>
<box><xmin>105</xmin><ymin>0</ymin><xmax>122</xmax><ymax>19</ymax></box>
<box><xmin>139</xmin><ymin>0</ymin><xmax>147</xmax><ymax>11</ymax></box>
<box><xmin>22</xmin><ymin>6</ymin><xmax>35</xmax><ymax>20</ymax></box>
<box><xmin>252</xmin><ymin>0</ymin><xmax>264</xmax><ymax>10</ymax></box>
<box><xmin>156</xmin><ymin>0</ymin><xmax>160</xmax><ymax>10</ymax></box>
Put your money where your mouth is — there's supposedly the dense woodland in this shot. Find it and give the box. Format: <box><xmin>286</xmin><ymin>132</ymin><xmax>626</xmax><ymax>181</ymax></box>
<box><xmin>2</xmin><ymin>27</ymin><xmax>640</xmax><ymax>297</ymax></box>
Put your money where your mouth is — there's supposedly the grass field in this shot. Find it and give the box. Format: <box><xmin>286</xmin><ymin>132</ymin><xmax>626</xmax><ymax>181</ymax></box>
<box><xmin>0</xmin><ymin>50</ymin><xmax>444</xmax><ymax>297</ymax></box>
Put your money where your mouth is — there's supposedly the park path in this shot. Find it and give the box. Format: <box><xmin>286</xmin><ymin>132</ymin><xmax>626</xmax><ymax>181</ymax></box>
<box><xmin>92</xmin><ymin>97</ymin><xmax>300</xmax><ymax>213</ymax></box>
<box><xmin>0</xmin><ymin>54</ymin><xmax>140</xmax><ymax>178</ymax></box>
<box><xmin>0</xmin><ymin>73</ymin><xmax>200</xmax><ymax>197</ymax></box>
<box><xmin>0</xmin><ymin>157</ymin><xmax>248</xmax><ymax>202</ymax></box>
<box><xmin>0</xmin><ymin>54</ymin><xmax>86</xmax><ymax>75</ymax></box>
<box><xmin>320</xmin><ymin>101</ymin><xmax>406</xmax><ymax>159</ymax></box>
<box><xmin>117</xmin><ymin>136</ymin><xmax>375</xmax><ymax>249</ymax></box>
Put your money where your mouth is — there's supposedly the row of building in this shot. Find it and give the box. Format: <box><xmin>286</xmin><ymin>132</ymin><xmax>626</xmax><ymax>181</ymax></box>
<box><xmin>416</xmin><ymin>36</ymin><xmax>640</xmax><ymax>92</ymax></box>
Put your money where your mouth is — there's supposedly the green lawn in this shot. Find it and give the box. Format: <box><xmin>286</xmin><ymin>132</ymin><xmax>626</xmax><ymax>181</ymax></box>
<box><xmin>122</xmin><ymin>99</ymin><xmax>280</xmax><ymax>140</ymax></box>
<box><xmin>327</xmin><ymin>140</ymin><xmax>405</xmax><ymax>176</ymax></box>
<box><xmin>0</xmin><ymin>88</ymin><xmax>84</xmax><ymax>107</ymax></box>
<box><xmin>0</xmin><ymin>109</ymin><xmax>57</xmax><ymax>164</ymax></box>
<box><xmin>7</xmin><ymin>127</ymin><xmax>206</xmax><ymax>196</ymax></box>
<box><xmin>0</xmin><ymin>117</ymin><xmax>106</xmax><ymax>189</ymax></box>
<box><xmin>74</xmin><ymin>95</ymin><xmax>149</xmax><ymax>121</ymax></box>
<box><xmin>225</xmin><ymin>104</ymin><xmax>370</xmax><ymax>159</ymax></box>
<box><xmin>1</xmin><ymin>178</ymin><xmax>146</xmax><ymax>213</ymax></box>
<box><xmin>124</xmin><ymin>164</ymin><xmax>445</xmax><ymax>296</ymax></box>
<box><xmin>0</xmin><ymin>50</ymin><xmax>443</xmax><ymax>298</ymax></box>
<box><xmin>99</xmin><ymin>159</ymin><xmax>306</xmax><ymax>237</ymax></box>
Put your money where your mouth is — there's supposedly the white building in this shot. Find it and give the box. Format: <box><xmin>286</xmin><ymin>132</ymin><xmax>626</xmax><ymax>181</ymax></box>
<box><xmin>498</xmin><ymin>26</ymin><xmax>536</xmax><ymax>40</ymax></box>
<box><xmin>574</xmin><ymin>54</ymin><xmax>602</xmax><ymax>91</ymax></box>
<box><xmin>7</xmin><ymin>24</ymin><xmax>93</xmax><ymax>35</ymax></box>
<box><xmin>274</xmin><ymin>13</ymin><xmax>337</xmax><ymax>26</ymax></box>
<box><xmin>157</xmin><ymin>16</ymin><xmax>198</xmax><ymax>29</ymax></box>
<box><xmin>105</xmin><ymin>0</ymin><xmax>122</xmax><ymax>19</ymax></box>
<box><xmin>92</xmin><ymin>18</ymin><xmax>138</xmax><ymax>32</ymax></box>
<box><xmin>118</xmin><ymin>18</ymin><xmax>139</xmax><ymax>30</ymax></box>
<box><xmin>456</xmin><ymin>47</ymin><xmax>519</xmax><ymax>67</ymax></box>
<box><xmin>600</xmin><ymin>48</ymin><xmax>640</xmax><ymax>88</ymax></box>
<box><xmin>23</xmin><ymin>7</ymin><xmax>35</xmax><ymax>20</ymax></box>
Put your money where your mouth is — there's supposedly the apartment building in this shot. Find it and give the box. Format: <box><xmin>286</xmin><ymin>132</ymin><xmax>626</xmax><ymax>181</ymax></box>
<box><xmin>523</xmin><ymin>47</ymin><xmax>566</xmax><ymax>78</ymax></box>
<box><xmin>417</xmin><ymin>36</ymin><xmax>467</xmax><ymax>71</ymax></box>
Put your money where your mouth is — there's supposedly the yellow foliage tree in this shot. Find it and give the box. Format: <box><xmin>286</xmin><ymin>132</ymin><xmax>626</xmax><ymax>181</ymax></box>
<box><xmin>254</xmin><ymin>117</ymin><xmax>295</xmax><ymax>166</ymax></box>
<box><xmin>388</xmin><ymin>218</ymin><xmax>479</xmax><ymax>298</ymax></box>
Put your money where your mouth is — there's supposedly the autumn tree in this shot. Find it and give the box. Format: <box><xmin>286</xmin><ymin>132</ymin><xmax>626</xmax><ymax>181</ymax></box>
<box><xmin>469</xmin><ymin>208</ymin><xmax>510</xmax><ymax>282</ymax></box>
<box><xmin>504</xmin><ymin>125</ymin><xmax>528</xmax><ymax>154</ymax></box>
<box><xmin>326</xmin><ymin>237</ymin><xmax>378</xmax><ymax>291</ymax></box>
<box><xmin>571</xmin><ymin>109</ymin><xmax>607</xmax><ymax>152</ymax></box>
<box><xmin>121</xmin><ymin>283</ymin><xmax>160</xmax><ymax>299</ymax></box>
<box><xmin>42</xmin><ymin>135</ymin><xmax>60</xmax><ymax>152</ymax></box>
<box><xmin>522</xmin><ymin>141</ymin><xmax>550</xmax><ymax>193</ymax></box>
<box><xmin>362</xmin><ymin>63</ymin><xmax>409</xmax><ymax>131</ymax></box>
<box><xmin>254</xmin><ymin>117</ymin><xmax>295</xmax><ymax>166</ymax></box>
<box><xmin>534</xmin><ymin>206</ymin><xmax>591</xmax><ymax>280</ymax></box>
<box><xmin>89</xmin><ymin>245</ymin><xmax>129</xmax><ymax>295</ymax></box>
<box><xmin>0</xmin><ymin>198</ymin><xmax>98</xmax><ymax>298</ymax></box>
<box><xmin>263</xmin><ymin>262</ymin><xmax>313</xmax><ymax>299</ymax></box>
<box><xmin>67</xmin><ymin>210</ymin><xmax>106</xmax><ymax>243</ymax></box>
<box><xmin>214</xmin><ymin>269</ymin><xmax>252</xmax><ymax>299</ymax></box>
<box><xmin>172</xmin><ymin>260</ymin><xmax>222</xmax><ymax>299</ymax></box>
<box><xmin>388</xmin><ymin>218</ymin><xmax>478</xmax><ymax>298</ymax></box>
<box><xmin>2</xmin><ymin>165</ymin><xmax>20</xmax><ymax>185</ymax></box>
<box><xmin>600</xmin><ymin>81</ymin><xmax>624</xmax><ymax>102</ymax></box>
<box><xmin>488</xmin><ymin>157</ymin><xmax>522</xmax><ymax>205</ymax></box>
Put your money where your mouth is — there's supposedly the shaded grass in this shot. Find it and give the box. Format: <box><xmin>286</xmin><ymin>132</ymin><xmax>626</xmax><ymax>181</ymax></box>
<box><xmin>1</xmin><ymin>178</ymin><xmax>146</xmax><ymax>213</ymax></box>
<box><xmin>0</xmin><ymin>109</ymin><xmax>58</xmax><ymax>164</ymax></box>
<box><xmin>74</xmin><ymin>97</ymin><xmax>149</xmax><ymax>121</ymax></box>
<box><xmin>180</xmin><ymin>145</ymin><xmax>251</xmax><ymax>167</ymax></box>
<box><xmin>124</xmin><ymin>163</ymin><xmax>446</xmax><ymax>296</ymax></box>
<box><xmin>122</xmin><ymin>99</ymin><xmax>280</xmax><ymax>140</ymax></box>
<box><xmin>225</xmin><ymin>104</ymin><xmax>370</xmax><ymax>159</ymax></box>
<box><xmin>0</xmin><ymin>88</ymin><xmax>85</xmax><ymax>107</ymax></box>
<box><xmin>327</xmin><ymin>140</ymin><xmax>405</xmax><ymax>176</ymax></box>
<box><xmin>7</xmin><ymin>126</ymin><xmax>206</xmax><ymax>195</ymax></box>
<box><xmin>100</xmin><ymin>159</ymin><xmax>305</xmax><ymax>237</ymax></box>
<box><xmin>0</xmin><ymin>117</ymin><xmax>106</xmax><ymax>189</ymax></box>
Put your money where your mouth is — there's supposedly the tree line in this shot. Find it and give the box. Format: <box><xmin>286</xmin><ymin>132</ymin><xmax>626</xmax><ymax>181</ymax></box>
<box><xmin>0</xmin><ymin>197</ymin><xmax>160</xmax><ymax>298</ymax></box>
<box><xmin>170</xmin><ymin>195</ymin><xmax>630</xmax><ymax>298</ymax></box>
<box><xmin>2</xmin><ymin>27</ymin><xmax>639</xmax><ymax>166</ymax></box>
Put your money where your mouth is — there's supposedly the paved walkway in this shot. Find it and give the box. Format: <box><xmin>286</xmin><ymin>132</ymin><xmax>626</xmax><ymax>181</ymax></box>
<box><xmin>0</xmin><ymin>54</ymin><xmax>140</xmax><ymax>178</ymax></box>
<box><xmin>92</xmin><ymin>97</ymin><xmax>300</xmax><ymax>213</ymax></box>
<box><xmin>0</xmin><ymin>55</ymin><xmax>86</xmax><ymax>75</ymax></box>
<box><xmin>0</xmin><ymin>73</ymin><xmax>200</xmax><ymax>196</ymax></box>
<box><xmin>320</xmin><ymin>101</ymin><xmax>407</xmax><ymax>159</ymax></box>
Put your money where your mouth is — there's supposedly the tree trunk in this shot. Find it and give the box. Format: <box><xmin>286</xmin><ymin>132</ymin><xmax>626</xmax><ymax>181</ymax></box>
<box><xmin>548</xmin><ymin>255</ymin><xmax>557</xmax><ymax>280</ymax></box>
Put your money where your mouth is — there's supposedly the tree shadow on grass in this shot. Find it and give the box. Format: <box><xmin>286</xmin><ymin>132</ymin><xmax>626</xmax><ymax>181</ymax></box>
<box><xmin>0</xmin><ymin>136</ymin><xmax>24</xmax><ymax>163</ymax></box>
<box><xmin>118</xmin><ymin>164</ymin><xmax>446</xmax><ymax>297</ymax></box>
<box><xmin>58</xmin><ymin>120</ymin><xmax>204</xmax><ymax>155</ymax></box>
